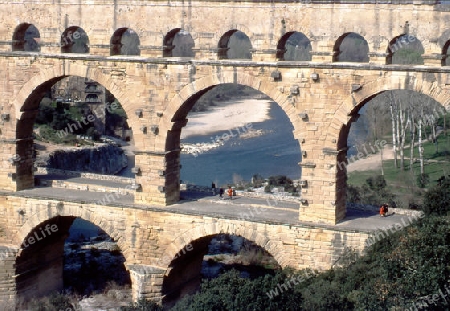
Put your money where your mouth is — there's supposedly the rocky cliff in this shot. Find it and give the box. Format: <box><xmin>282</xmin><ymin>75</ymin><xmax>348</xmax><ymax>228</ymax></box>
<box><xmin>45</xmin><ymin>144</ymin><xmax>127</xmax><ymax>175</ymax></box>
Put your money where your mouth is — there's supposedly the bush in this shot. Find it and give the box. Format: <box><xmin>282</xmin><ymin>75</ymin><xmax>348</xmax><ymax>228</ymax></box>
<box><xmin>422</xmin><ymin>178</ymin><xmax>450</xmax><ymax>216</ymax></box>
<box><xmin>171</xmin><ymin>269</ymin><xmax>304</xmax><ymax>311</ymax></box>
<box><xmin>27</xmin><ymin>292</ymin><xmax>74</xmax><ymax>311</ymax></box>
<box><xmin>416</xmin><ymin>173</ymin><xmax>430</xmax><ymax>188</ymax></box>
<box><xmin>268</xmin><ymin>175</ymin><xmax>293</xmax><ymax>186</ymax></box>
<box><xmin>347</xmin><ymin>175</ymin><xmax>396</xmax><ymax>207</ymax></box>
<box><xmin>120</xmin><ymin>298</ymin><xmax>162</xmax><ymax>311</ymax></box>
<box><xmin>346</xmin><ymin>185</ymin><xmax>361</xmax><ymax>203</ymax></box>
<box><xmin>365</xmin><ymin>175</ymin><xmax>386</xmax><ymax>192</ymax></box>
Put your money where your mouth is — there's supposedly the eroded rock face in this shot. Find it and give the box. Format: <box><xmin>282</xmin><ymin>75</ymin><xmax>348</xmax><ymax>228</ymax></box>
<box><xmin>46</xmin><ymin>144</ymin><xmax>127</xmax><ymax>174</ymax></box>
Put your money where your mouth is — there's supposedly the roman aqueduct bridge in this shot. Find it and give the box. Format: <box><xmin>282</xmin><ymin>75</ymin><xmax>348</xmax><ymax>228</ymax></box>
<box><xmin>0</xmin><ymin>0</ymin><xmax>445</xmax><ymax>305</ymax></box>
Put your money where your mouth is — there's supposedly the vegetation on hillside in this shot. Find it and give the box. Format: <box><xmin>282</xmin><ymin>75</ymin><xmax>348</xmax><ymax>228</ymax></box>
<box><xmin>191</xmin><ymin>84</ymin><xmax>263</xmax><ymax>112</ymax></box>
<box><xmin>165</xmin><ymin>180</ymin><xmax>450</xmax><ymax>310</ymax></box>
<box><xmin>35</xmin><ymin>95</ymin><xmax>128</xmax><ymax>145</ymax></box>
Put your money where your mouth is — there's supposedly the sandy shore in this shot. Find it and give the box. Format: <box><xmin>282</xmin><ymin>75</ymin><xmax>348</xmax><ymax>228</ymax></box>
<box><xmin>181</xmin><ymin>99</ymin><xmax>271</xmax><ymax>139</ymax></box>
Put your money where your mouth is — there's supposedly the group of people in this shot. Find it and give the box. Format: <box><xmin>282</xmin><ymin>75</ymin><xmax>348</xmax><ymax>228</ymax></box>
<box><xmin>212</xmin><ymin>183</ymin><xmax>234</xmax><ymax>200</ymax></box>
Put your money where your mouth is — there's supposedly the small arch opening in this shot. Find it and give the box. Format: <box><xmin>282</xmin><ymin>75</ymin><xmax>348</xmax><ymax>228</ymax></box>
<box><xmin>442</xmin><ymin>40</ymin><xmax>450</xmax><ymax>66</ymax></box>
<box><xmin>12</xmin><ymin>23</ymin><xmax>40</xmax><ymax>52</ymax></box>
<box><xmin>61</xmin><ymin>26</ymin><xmax>89</xmax><ymax>54</ymax></box>
<box><xmin>218</xmin><ymin>30</ymin><xmax>252</xmax><ymax>60</ymax></box>
<box><xmin>333</xmin><ymin>32</ymin><xmax>369</xmax><ymax>63</ymax></box>
<box><xmin>277</xmin><ymin>31</ymin><xmax>312</xmax><ymax>61</ymax></box>
<box><xmin>163</xmin><ymin>28</ymin><xmax>195</xmax><ymax>57</ymax></box>
<box><xmin>110</xmin><ymin>28</ymin><xmax>140</xmax><ymax>56</ymax></box>
<box><xmin>386</xmin><ymin>34</ymin><xmax>424</xmax><ymax>65</ymax></box>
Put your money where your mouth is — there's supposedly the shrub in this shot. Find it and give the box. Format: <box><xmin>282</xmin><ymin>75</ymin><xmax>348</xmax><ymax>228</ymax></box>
<box><xmin>120</xmin><ymin>298</ymin><xmax>163</xmax><ymax>311</ymax></box>
<box><xmin>365</xmin><ymin>175</ymin><xmax>386</xmax><ymax>191</ymax></box>
<box><xmin>347</xmin><ymin>175</ymin><xmax>397</xmax><ymax>207</ymax></box>
<box><xmin>422</xmin><ymin>178</ymin><xmax>450</xmax><ymax>216</ymax></box>
<box><xmin>346</xmin><ymin>185</ymin><xmax>361</xmax><ymax>203</ymax></box>
<box><xmin>416</xmin><ymin>173</ymin><xmax>430</xmax><ymax>188</ymax></box>
<box><xmin>27</xmin><ymin>292</ymin><xmax>74</xmax><ymax>311</ymax></box>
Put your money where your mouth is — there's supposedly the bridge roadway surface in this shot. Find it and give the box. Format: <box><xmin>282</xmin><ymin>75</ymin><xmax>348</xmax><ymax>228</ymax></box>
<box><xmin>5</xmin><ymin>174</ymin><xmax>415</xmax><ymax>233</ymax></box>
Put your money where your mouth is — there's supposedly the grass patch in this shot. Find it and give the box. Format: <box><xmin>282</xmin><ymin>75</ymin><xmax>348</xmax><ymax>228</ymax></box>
<box><xmin>348</xmin><ymin>133</ymin><xmax>450</xmax><ymax>206</ymax></box>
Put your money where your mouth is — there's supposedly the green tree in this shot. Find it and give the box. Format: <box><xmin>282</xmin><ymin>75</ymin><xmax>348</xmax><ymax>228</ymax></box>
<box><xmin>422</xmin><ymin>178</ymin><xmax>450</xmax><ymax>216</ymax></box>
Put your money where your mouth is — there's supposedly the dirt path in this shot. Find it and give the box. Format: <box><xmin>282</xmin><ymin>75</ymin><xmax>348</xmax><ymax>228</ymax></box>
<box><xmin>347</xmin><ymin>131</ymin><xmax>444</xmax><ymax>173</ymax></box>
<box><xmin>347</xmin><ymin>145</ymin><xmax>395</xmax><ymax>173</ymax></box>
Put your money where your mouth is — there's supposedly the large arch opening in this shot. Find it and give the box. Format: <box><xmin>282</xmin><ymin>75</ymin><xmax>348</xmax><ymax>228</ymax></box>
<box><xmin>276</xmin><ymin>31</ymin><xmax>312</xmax><ymax>61</ymax></box>
<box><xmin>12</xmin><ymin>23</ymin><xmax>40</xmax><ymax>52</ymax></box>
<box><xmin>15</xmin><ymin>216</ymin><xmax>131</xmax><ymax>308</ymax></box>
<box><xmin>332</xmin><ymin>32</ymin><xmax>369</xmax><ymax>63</ymax></box>
<box><xmin>386</xmin><ymin>34</ymin><xmax>424</xmax><ymax>65</ymax></box>
<box><xmin>218</xmin><ymin>30</ymin><xmax>252</xmax><ymax>60</ymax></box>
<box><xmin>168</xmin><ymin>83</ymin><xmax>301</xmax><ymax>205</ymax></box>
<box><xmin>341</xmin><ymin>89</ymin><xmax>448</xmax><ymax>210</ymax></box>
<box><xmin>61</xmin><ymin>26</ymin><xmax>90</xmax><ymax>54</ymax></box>
<box><xmin>16</xmin><ymin>75</ymin><xmax>134</xmax><ymax>192</ymax></box>
<box><xmin>163</xmin><ymin>28</ymin><xmax>195</xmax><ymax>58</ymax></box>
<box><xmin>110</xmin><ymin>28</ymin><xmax>140</xmax><ymax>56</ymax></box>
<box><xmin>161</xmin><ymin>234</ymin><xmax>280</xmax><ymax>308</ymax></box>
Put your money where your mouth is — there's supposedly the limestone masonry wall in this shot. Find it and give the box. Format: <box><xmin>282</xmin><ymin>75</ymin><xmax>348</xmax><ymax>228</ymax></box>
<box><xmin>0</xmin><ymin>195</ymin><xmax>370</xmax><ymax>301</ymax></box>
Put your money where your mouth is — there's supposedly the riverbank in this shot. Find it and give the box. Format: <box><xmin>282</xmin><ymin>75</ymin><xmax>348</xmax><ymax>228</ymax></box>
<box><xmin>181</xmin><ymin>99</ymin><xmax>272</xmax><ymax>139</ymax></box>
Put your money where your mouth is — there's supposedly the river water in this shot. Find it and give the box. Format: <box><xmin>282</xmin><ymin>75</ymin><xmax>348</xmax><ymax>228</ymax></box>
<box><xmin>180</xmin><ymin>101</ymin><xmax>302</xmax><ymax>187</ymax></box>
<box><xmin>179</xmin><ymin>100</ymin><xmax>368</xmax><ymax>187</ymax></box>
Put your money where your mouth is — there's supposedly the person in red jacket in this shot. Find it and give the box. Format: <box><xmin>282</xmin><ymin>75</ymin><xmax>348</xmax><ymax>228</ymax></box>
<box><xmin>227</xmin><ymin>186</ymin><xmax>233</xmax><ymax>200</ymax></box>
<box><xmin>380</xmin><ymin>203</ymin><xmax>389</xmax><ymax>217</ymax></box>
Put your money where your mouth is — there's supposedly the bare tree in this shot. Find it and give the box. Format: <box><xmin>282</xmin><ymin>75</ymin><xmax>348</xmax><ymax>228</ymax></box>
<box><xmin>409</xmin><ymin>108</ymin><xmax>416</xmax><ymax>171</ymax></box>
<box><xmin>389</xmin><ymin>93</ymin><xmax>398</xmax><ymax>168</ymax></box>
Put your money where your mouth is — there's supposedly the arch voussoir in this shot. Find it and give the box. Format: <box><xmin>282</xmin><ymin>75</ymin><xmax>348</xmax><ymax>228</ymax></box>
<box><xmin>161</xmin><ymin>220</ymin><xmax>283</xmax><ymax>271</ymax></box>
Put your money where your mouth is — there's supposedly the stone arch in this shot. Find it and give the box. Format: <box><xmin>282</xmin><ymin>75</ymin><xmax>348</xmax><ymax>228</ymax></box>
<box><xmin>158</xmin><ymin>73</ymin><xmax>301</xmax><ymax>144</ymax></box>
<box><xmin>328</xmin><ymin>73</ymin><xmax>450</xmax><ymax>216</ymax></box>
<box><xmin>160</xmin><ymin>222</ymin><xmax>285</xmax><ymax>270</ymax></box>
<box><xmin>156</xmin><ymin>71</ymin><xmax>303</xmax><ymax>207</ymax></box>
<box><xmin>386</xmin><ymin>34</ymin><xmax>424</xmax><ymax>65</ymax></box>
<box><xmin>61</xmin><ymin>26</ymin><xmax>90</xmax><ymax>54</ymax></box>
<box><xmin>332</xmin><ymin>73</ymin><xmax>450</xmax><ymax>143</ymax></box>
<box><xmin>442</xmin><ymin>39</ymin><xmax>450</xmax><ymax>66</ymax></box>
<box><xmin>12</xmin><ymin>23</ymin><xmax>40</xmax><ymax>52</ymax></box>
<box><xmin>332</xmin><ymin>32</ymin><xmax>369</xmax><ymax>63</ymax></box>
<box><xmin>14</xmin><ymin>205</ymin><xmax>129</xmax><ymax>254</ymax></box>
<box><xmin>13</xmin><ymin>64</ymin><xmax>132</xmax><ymax>128</ymax></box>
<box><xmin>15</xmin><ymin>213</ymin><xmax>130</xmax><ymax>302</ymax></box>
<box><xmin>217</xmin><ymin>29</ymin><xmax>252</xmax><ymax>60</ymax></box>
<box><xmin>12</xmin><ymin>64</ymin><xmax>138</xmax><ymax>190</ymax></box>
<box><xmin>160</xmin><ymin>226</ymin><xmax>282</xmax><ymax>304</ymax></box>
<box><xmin>110</xmin><ymin>27</ymin><xmax>140</xmax><ymax>56</ymax></box>
<box><xmin>163</xmin><ymin>28</ymin><xmax>195</xmax><ymax>58</ymax></box>
<box><xmin>276</xmin><ymin>31</ymin><xmax>312</xmax><ymax>61</ymax></box>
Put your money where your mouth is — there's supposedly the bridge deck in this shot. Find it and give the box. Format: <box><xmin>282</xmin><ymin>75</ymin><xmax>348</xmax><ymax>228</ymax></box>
<box><xmin>8</xmin><ymin>180</ymin><xmax>416</xmax><ymax>233</ymax></box>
